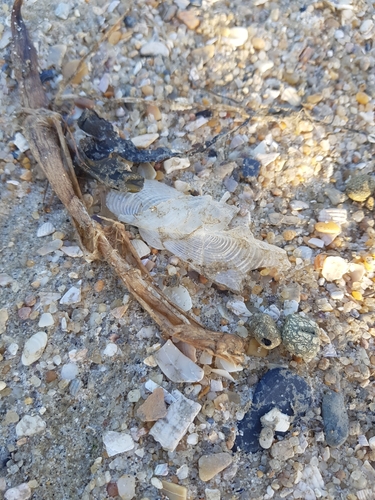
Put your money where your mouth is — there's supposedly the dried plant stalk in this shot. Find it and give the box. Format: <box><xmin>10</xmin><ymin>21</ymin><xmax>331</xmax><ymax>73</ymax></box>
<box><xmin>11</xmin><ymin>0</ymin><xmax>245</xmax><ymax>364</ymax></box>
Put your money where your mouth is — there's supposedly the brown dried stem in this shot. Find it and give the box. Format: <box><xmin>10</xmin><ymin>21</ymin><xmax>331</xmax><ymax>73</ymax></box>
<box><xmin>11</xmin><ymin>0</ymin><xmax>245</xmax><ymax>364</ymax></box>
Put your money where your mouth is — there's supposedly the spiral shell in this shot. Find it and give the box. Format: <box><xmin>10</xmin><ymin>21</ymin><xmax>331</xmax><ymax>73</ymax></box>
<box><xmin>106</xmin><ymin>181</ymin><xmax>290</xmax><ymax>292</ymax></box>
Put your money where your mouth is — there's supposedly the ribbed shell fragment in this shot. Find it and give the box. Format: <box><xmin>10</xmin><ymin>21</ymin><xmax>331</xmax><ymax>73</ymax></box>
<box><xmin>106</xmin><ymin>181</ymin><xmax>290</xmax><ymax>292</ymax></box>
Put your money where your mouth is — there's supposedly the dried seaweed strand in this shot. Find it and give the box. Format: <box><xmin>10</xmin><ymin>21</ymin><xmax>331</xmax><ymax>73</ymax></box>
<box><xmin>11</xmin><ymin>0</ymin><xmax>245</xmax><ymax>364</ymax></box>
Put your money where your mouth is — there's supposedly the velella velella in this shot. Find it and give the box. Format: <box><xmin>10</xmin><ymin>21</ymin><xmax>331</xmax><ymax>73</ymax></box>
<box><xmin>106</xmin><ymin>180</ymin><xmax>290</xmax><ymax>292</ymax></box>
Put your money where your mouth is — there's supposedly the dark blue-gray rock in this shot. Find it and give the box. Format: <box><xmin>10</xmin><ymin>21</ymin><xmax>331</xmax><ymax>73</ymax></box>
<box><xmin>281</xmin><ymin>314</ymin><xmax>320</xmax><ymax>361</ymax></box>
<box><xmin>124</xmin><ymin>15</ymin><xmax>137</xmax><ymax>28</ymax></box>
<box><xmin>235</xmin><ymin>368</ymin><xmax>312</xmax><ymax>453</ymax></box>
<box><xmin>242</xmin><ymin>158</ymin><xmax>261</xmax><ymax>180</ymax></box>
<box><xmin>322</xmin><ymin>391</ymin><xmax>349</xmax><ymax>447</ymax></box>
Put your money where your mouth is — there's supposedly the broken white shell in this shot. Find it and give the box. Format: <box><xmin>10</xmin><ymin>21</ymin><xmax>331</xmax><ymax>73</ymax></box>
<box><xmin>131</xmin><ymin>239</ymin><xmax>151</xmax><ymax>258</ymax></box>
<box><xmin>357</xmin><ymin>490</ymin><xmax>374</xmax><ymax>500</ymax></box>
<box><xmin>149</xmin><ymin>391</ymin><xmax>201</xmax><ymax>452</ymax></box>
<box><xmin>261</xmin><ymin>408</ymin><xmax>291</xmax><ymax>432</ymax></box>
<box><xmin>107</xmin><ymin>181</ymin><xmax>290</xmax><ymax>292</ymax></box>
<box><xmin>21</xmin><ymin>331</ymin><xmax>48</xmax><ymax>366</ymax></box>
<box><xmin>163</xmin><ymin>285</ymin><xmax>192</xmax><ymax>311</ymax></box>
<box><xmin>153</xmin><ymin>340</ymin><xmax>204</xmax><ymax>383</ymax></box>
<box><xmin>318</xmin><ymin>208</ymin><xmax>347</xmax><ymax>224</ymax></box>
<box><xmin>37</xmin><ymin>222</ymin><xmax>55</xmax><ymax>237</ymax></box>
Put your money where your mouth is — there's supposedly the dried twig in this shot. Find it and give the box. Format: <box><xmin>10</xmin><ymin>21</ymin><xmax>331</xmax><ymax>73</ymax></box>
<box><xmin>11</xmin><ymin>0</ymin><xmax>245</xmax><ymax>364</ymax></box>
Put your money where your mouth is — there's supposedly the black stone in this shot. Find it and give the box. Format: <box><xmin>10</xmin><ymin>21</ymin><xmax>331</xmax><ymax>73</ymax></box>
<box><xmin>242</xmin><ymin>158</ymin><xmax>261</xmax><ymax>180</ymax></box>
<box><xmin>207</xmin><ymin>149</ymin><xmax>217</xmax><ymax>158</ymax></box>
<box><xmin>195</xmin><ymin>109</ymin><xmax>213</xmax><ymax>119</ymax></box>
<box><xmin>322</xmin><ymin>391</ymin><xmax>349</xmax><ymax>447</ymax></box>
<box><xmin>124</xmin><ymin>15</ymin><xmax>137</xmax><ymax>28</ymax></box>
<box><xmin>40</xmin><ymin>69</ymin><xmax>57</xmax><ymax>83</ymax></box>
<box><xmin>234</xmin><ymin>368</ymin><xmax>312</xmax><ymax>453</ymax></box>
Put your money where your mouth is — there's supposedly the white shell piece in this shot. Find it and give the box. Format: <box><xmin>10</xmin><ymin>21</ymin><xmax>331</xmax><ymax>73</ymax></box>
<box><xmin>163</xmin><ymin>285</ymin><xmax>192</xmax><ymax>311</ymax></box>
<box><xmin>154</xmin><ymin>463</ymin><xmax>169</xmax><ymax>476</ymax></box>
<box><xmin>318</xmin><ymin>208</ymin><xmax>347</xmax><ymax>224</ymax></box>
<box><xmin>261</xmin><ymin>408</ymin><xmax>291</xmax><ymax>432</ymax></box>
<box><xmin>308</xmin><ymin>237</ymin><xmax>325</xmax><ymax>248</ymax></box>
<box><xmin>226</xmin><ymin>299</ymin><xmax>252</xmax><ymax>317</ymax></box>
<box><xmin>221</xmin><ymin>27</ymin><xmax>249</xmax><ymax>47</ymax></box>
<box><xmin>102</xmin><ymin>431</ymin><xmax>134</xmax><ymax>457</ymax></box>
<box><xmin>358</xmin><ymin>435</ymin><xmax>369</xmax><ymax>447</ymax></box>
<box><xmin>131</xmin><ymin>133</ymin><xmax>159</xmax><ymax>148</ymax></box>
<box><xmin>293</xmin><ymin>464</ymin><xmax>327</xmax><ymax>499</ymax></box>
<box><xmin>321</xmin><ymin>256</ymin><xmax>348</xmax><ymax>281</ymax></box>
<box><xmin>153</xmin><ymin>340</ymin><xmax>204</xmax><ymax>383</ymax></box>
<box><xmin>21</xmin><ymin>331</ymin><xmax>48</xmax><ymax>366</ymax></box>
<box><xmin>106</xmin><ymin>181</ymin><xmax>290</xmax><ymax>292</ymax></box>
<box><xmin>185</xmin><ymin>116</ymin><xmax>209</xmax><ymax>132</ymax></box>
<box><xmin>131</xmin><ymin>239</ymin><xmax>151</xmax><ymax>258</ymax></box>
<box><xmin>14</xmin><ymin>132</ymin><xmax>30</xmax><ymax>152</ymax></box>
<box><xmin>322</xmin><ymin>343</ymin><xmax>337</xmax><ymax>357</ymax></box>
<box><xmin>210</xmin><ymin>369</ymin><xmax>235</xmax><ymax>382</ymax></box>
<box><xmin>61</xmin><ymin>246</ymin><xmax>83</xmax><ymax>258</ymax></box>
<box><xmin>164</xmin><ymin>157</ymin><xmax>190</xmax><ymax>174</ymax></box>
<box><xmin>37</xmin><ymin>222</ymin><xmax>55</xmax><ymax>237</ymax></box>
<box><xmin>149</xmin><ymin>393</ymin><xmax>201</xmax><ymax>451</ymax></box>
<box><xmin>216</xmin><ymin>358</ymin><xmax>243</xmax><ymax>373</ymax></box>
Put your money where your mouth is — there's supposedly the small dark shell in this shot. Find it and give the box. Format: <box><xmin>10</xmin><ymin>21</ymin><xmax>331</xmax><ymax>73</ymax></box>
<box><xmin>247</xmin><ymin>313</ymin><xmax>281</xmax><ymax>350</ymax></box>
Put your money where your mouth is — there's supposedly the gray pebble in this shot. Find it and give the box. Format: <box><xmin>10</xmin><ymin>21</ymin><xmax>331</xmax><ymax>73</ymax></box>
<box><xmin>281</xmin><ymin>314</ymin><xmax>320</xmax><ymax>361</ymax></box>
<box><xmin>248</xmin><ymin>313</ymin><xmax>281</xmax><ymax>350</ymax></box>
<box><xmin>322</xmin><ymin>391</ymin><xmax>349</xmax><ymax>447</ymax></box>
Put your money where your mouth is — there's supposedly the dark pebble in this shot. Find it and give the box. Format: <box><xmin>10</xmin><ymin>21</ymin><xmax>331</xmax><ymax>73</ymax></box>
<box><xmin>195</xmin><ymin>109</ymin><xmax>213</xmax><ymax>119</ymax></box>
<box><xmin>124</xmin><ymin>15</ymin><xmax>137</xmax><ymax>28</ymax></box>
<box><xmin>40</xmin><ymin>69</ymin><xmax>57</xmax><ymax>83</ymax></box>
<box><xmin>235</xmin><ymin>368</ymin><xmax>312</xmax><ymax>453</ymax></box>
<box><xmin>322</xmin><ymin>391</ymin><xmax>349</xmax><ymax>447</ymax></box>
<box><xmin>207</xmin><ymin>149</ymin><xmax>217</xmax><ymax>158</ymax></box>
<box><xmin>242</xmin><ymin>158</ymin><xmax>261</xmax><ymax>180</ymax></box>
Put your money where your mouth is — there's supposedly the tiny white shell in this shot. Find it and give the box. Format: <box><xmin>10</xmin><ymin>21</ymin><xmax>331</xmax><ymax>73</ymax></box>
<box><xmin>318</xmin><ymin>208</ymin><xmax>347</xmax><ymax>224</ymax></box>
<box><xmin>37</xmin><ymin>222</ymin><xmax>55</xmax><ymax>237</ymax></box>
<box><xmin>21</xmin><ymin>331</ymin><xmax>48</xmax><ymax>366</ymax></box>
<box><xmin>131</xmin><ymin>239</ymin><xmax>150</xmax><ymax>258</ymax></box>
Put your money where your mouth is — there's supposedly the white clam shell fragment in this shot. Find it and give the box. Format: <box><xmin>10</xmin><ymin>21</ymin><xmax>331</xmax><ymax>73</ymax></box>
<box><xmin>318</xmin><ymin>208</ymin><xmax>347</xmax><ymax>224</ymax></box>
<box><xmin>37</xmin><ymin>222</ymin><xmax>55</xmax><ymax>237</ymax></box>
<box><xmin>153</xmin><ymin>340</ymin><xmax>204</xmax><ymax>383</ymax></box>
<box><xmin>106</xmin><ymin>181</ymin><xmax>290</xmax><ymax>292</ymax></box>
<box><xmin>149</xmin><ymin>390</ymin><xmax>201</xmax><ymax>452</ymax></box>
<box><xmin>22</xmin><ymin>331</ymin><xmax>48</xmax><ymax>366</ymax></box>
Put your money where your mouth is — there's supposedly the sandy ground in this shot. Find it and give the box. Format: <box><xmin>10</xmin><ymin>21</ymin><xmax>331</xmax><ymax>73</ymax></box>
<box><xmin>1</xmin><ymin>0</ymin><xmax>375</xmax><ymax>499</ymax></box>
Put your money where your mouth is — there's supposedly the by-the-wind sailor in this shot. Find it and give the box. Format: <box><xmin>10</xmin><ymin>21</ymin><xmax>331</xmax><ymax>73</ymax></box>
<box><xmin>106</xmin><ymin>181</ymin><xmax>290</xmax><ymax>292</ymax></box>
